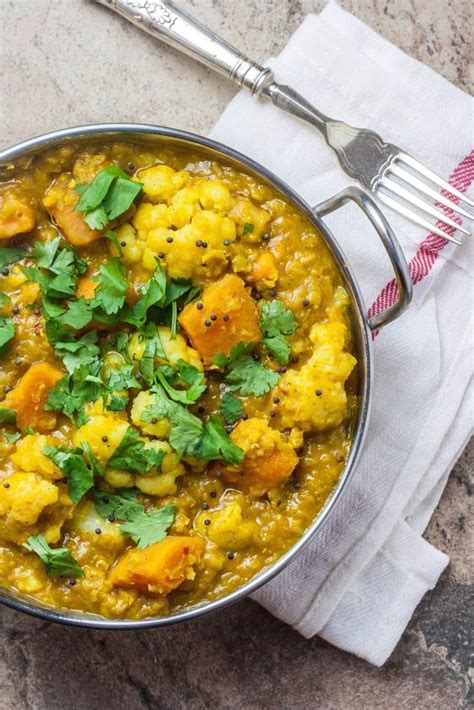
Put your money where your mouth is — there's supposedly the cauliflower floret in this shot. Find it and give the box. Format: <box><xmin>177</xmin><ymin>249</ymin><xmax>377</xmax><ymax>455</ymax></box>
<box><xmin>73</xmin><ymin>415</ymin><xmax>129</xmax><ymax>464</ymax></box>
<box><xmin>145</xmin><ymin>209</ymin><xmax>234</xmax><ymax>280</ymax></box>
<box><xmin>197</xmin><ymin>180</ymin><xmax>232</xmax><ymax>212</ymax></box>
<box><xmin>104</xmin><ymin>469</ymin><xmax>135</xmax><ymax>488</ymax></box>
<box><xmin>223</xmin><ymin>418</ymin><xmax>298</xmax><ymax>496</ymax></box>
<box><xmin>136</xmin><ymin>442</ymin><xmax>185</xmax><ymax>496</ymax></box>
<box><xmin>0</xmin><ymin>191</ymin><xmax>36</xmax><ymax>240</ymax></box>
<box><xmin>137</xmin><ymin>165</ymin><xmax>189</xmax><ymax>202</ymax></box>
<box><xmin>67</xmin><ymin>500</ymin><xmax>126</xmax><ymax>552</ymax></box>
<box><xmin>0</xmin><ymin>472</ymin><xmax>72</xmax><ymax>544</ymax></box>
<box><xmin>0</xmin><ymin>472</ymin><xmax>58</xmax><ymax>525</ymax></box>
<box><xmin>131</xmin><ymin>390</ymin><xmax>170</xmax><ymax>439</ymax></box>
<box><xmin>113</xmin><ymin>223</ymin><xmax>144</xmax><ymax>265</ymax></box>
<box><xmin>128</xmin><ymin>325</ymin><xmax>203</xmax><ymax>372</ymax></box>
<box><xmin>194</xmin><ymin>502</ymin><xmax>256</xmax><ymax>550</ymax></box>
<box><xmin>167</xmin><ymin>186</ymin><xmax>201</xmax><ymax>227</ymax></box>
<box><xmin>11</xmin><ymin>434</ymin><xmax>63</xmax><ymax>480</ymax></box>
<box><xmin>275</xmin><ymin>321</ymin><xmax>357</xmax><ymax>432</ymax></box>
<box><xmin>228</xmin><ymin>198</ymin><xmax>270</xmax><ymax>241</ymax></box>
<box><xmin>158</xmin><ymin>326</ymin><xmax>204</xmax><ymax>370</ymax></box>
<box><xmin>133</xmin><ymin>202</ymin><xmax>170</xmax><ymax>233</ymax></box>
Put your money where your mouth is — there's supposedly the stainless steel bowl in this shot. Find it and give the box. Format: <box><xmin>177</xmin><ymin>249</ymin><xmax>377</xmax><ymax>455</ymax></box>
<box><xmin>0</xmin><ymin>124</ymin><xmax>412</xmax><ymax>629</ymax></box>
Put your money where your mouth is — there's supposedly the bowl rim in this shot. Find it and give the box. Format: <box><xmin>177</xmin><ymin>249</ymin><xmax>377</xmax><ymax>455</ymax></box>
<box><xmin>0</xmin><ymin>123</ymin><xmax>373</xmax><ymax>629</ymax></box>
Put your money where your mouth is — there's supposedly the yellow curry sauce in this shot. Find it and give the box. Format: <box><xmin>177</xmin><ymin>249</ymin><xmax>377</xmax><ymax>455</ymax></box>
<box><xmin>0</xmin><ymin>141</ymin><xmax>358</xmax><ymax>619</ymax></box>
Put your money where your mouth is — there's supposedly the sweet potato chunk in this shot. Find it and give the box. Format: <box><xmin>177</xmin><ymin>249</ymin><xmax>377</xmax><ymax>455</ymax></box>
<box><xmin>222</xmin><ymin>417</ymin><xmax>298</xmax><ymax>495</ymax></box>
<box><xmin>109</xmin><ymin>536</ymin><xmax>205</xmax><ymax>595</ymax></box>
<box><xmin>43</xmin><ymin>176</ymin><xmax>103</xmax><ymax>247</ymax></box>
<box><xmin>76</xmin><ymin>274</ymin><xmax>97</xmax><ymax>300</ymax></box>
<box><xmin>178</xmin><ymin>274</ymin><xmax>261</xmax><ymax>367</ymax></box>
<box><xmin>246</xmin><ymin>252</ymin><xmax>278</xmax><ymax>289</ymax></box>
<box><xmin>4</xmin><ymin>362</ymin><xmax>64</xmax><ymax>433</ymax></box>
<box><xmin>0</xmin><ymin>192</ymin><xmax>36</xmax><ymax>240</ymax></box>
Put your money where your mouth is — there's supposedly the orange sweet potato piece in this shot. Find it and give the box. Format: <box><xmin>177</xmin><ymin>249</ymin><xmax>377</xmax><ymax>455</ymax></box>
<box><xmin>246</xmin><ymin>252</ymin><xmax>278</xmax><ymax>289</ymax></box>
<box><xmin>43</xmin><ymin>176</ymin><xmax>103</xmax><ymax>247</ymax></box>
<box><xmin>76</xmin><ymin>274</ymin><xmax>97</xmax><ymax>300</ymax></box>
<box><xmin>4</xmin><ymin>362</ymin><xmax>64</xmax><ymax>433</ymax></box>
<box><xmin>0</xmin><ymin>192</ymin><xmax>36</xmax><ymax>240</ymax></box>
<box><xmin>222</xmin><ymin>417</ymin><xmax>298</xmax><ymax>495</ymax></box>
<box><xmin>178</xmin><ymin>274</ymin><xmax>261</xmax><ymax>367</ymax></box>
<box><xmin>109</xmin><ymin>536</ymin><xmax>205</xmax><ymax>595</ymax></box>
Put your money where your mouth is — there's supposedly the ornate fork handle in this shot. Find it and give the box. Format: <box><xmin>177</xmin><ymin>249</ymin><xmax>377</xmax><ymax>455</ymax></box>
<box><xmin>94</xmin><ymin>0</ymin><xmax>274</xmax><ymax>94</ymax></box>
<box><xmin>94</xmin><ymin>0</ymin><xmax>396</xmax><ymax>190</ymax></box>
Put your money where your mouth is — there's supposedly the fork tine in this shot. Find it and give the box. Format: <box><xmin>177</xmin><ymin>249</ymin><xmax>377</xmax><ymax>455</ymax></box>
<box><xmin>389</xmin><ymin>164</ymin><xmax>473</xmax><ymax>221</ymax></box>
<box><xmin>376</xmin><ymin>192</ymin><xmax>463</xmax><ymax>245</ymax></box>
<box><xmin>396</xmin><ymin>153</ymin><xmax>474</xmax><ymax>207</ymax></box>
<box><xmin>380</xmin><ymin>177</ymin><xmax>471</xmax><ymax>236</ymax></box>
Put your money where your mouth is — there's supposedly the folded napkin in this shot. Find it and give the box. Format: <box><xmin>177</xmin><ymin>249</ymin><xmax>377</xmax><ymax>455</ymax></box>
<box><xmin>210</xmin><ymin>0</ymin><xmax>473</xmax><ymax>666</ymax></box>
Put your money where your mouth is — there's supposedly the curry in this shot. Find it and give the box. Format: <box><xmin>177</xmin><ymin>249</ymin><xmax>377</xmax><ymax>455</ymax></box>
<box><xmin>0</xmin><ymin>140</ymin><xmax>358</xmax><ymax>619</ymax></box>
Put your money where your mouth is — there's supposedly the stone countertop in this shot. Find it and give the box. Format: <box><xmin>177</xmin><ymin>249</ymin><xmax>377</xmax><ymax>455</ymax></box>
<box><xmin>0</xmin><ymin>1</ymin><xmax>472</xmax><ymax>707</ymax></box>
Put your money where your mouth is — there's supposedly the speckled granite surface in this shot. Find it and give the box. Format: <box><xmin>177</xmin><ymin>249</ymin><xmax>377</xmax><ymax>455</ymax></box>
<box><xmin>1</xmin><ymin>1</ymin><xmax>472</xmax><ymax>707</ymax></box>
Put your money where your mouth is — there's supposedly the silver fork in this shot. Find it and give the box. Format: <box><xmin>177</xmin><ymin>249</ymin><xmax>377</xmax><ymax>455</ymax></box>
<box><xmin>93</xmin><ymin>0</ymin><xmax>473</xmax><ymax>245</ymax></box>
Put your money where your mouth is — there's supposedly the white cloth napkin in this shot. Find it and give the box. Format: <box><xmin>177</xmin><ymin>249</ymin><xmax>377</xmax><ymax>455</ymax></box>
<box><xmin>209</xmin><ymin>0</ymin><xmax>473</xmax><ymax>666</ymax></box>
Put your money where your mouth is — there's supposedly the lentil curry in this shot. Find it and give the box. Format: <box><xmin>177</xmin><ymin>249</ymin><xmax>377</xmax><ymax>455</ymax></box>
<box><xmin>0</xmin><ymin>140</ymin><xmax>358</xmax><ymax>619</ymax></box>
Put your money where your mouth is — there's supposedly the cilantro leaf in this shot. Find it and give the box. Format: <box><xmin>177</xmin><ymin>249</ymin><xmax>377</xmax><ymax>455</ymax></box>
<box><xmin>145</xmin><ymin>386</ymin><xmax>242</xmax><ymax>464</ymax></box>
<box><xmin>4</xmin><ymin>431</ymin><xmax>21</xmax><ymax>444</ymax></box>
<box><xmin>0</xmin><ymin>246</ymin><xmax>27</xmax><ymax>269</ymax></box>
<box><xmin>94</xmin><ymin>491</ymin><xmax>176</xmax><ymax>549</ymax></box>
<box><xmin>43</xmin><ymin>445</ymin><xmax>94</xmax><ymax>504</ymax></box>
<box><xmin>103</xmin><ymin>177</ymin><xmax>143</xmax><ymax>220</ymax></box>
<box><xmin>32</xmin><ymin>237</ymin><xmax>61</xmax><ymax>268</ymax></box>
<box><xmin>24</xmin><ymin>535</ymin><xmax>84</xmax><ymax>577</ymax></box>
<box><xmin>45</xmin><ymin>360</ymin><xmax>103</xmax><ymax>426</ymax></box>
<box><xmin>120</xmin><ymin>504</ymin><xmax>176</xmax><ymax>549</ymax></box>
<box><xmin>195</xmin><ymin>417</ymin><xmax>244</xmax><ymax>465</ymax></box>
<box><xmin>49</xmin><ymin>329</ymin><xmax>101</xmax><ymax>374</ymax></box>
<box><xmin>243</xmin><ymin>222</ymin><xmax>254</xmax><ymax>235</ymax></box>
<box><xmin>80</xmin><ymin>441</ymin><xmax>105</xmax><ymax>478</ymax></box>
<box><xmin>76</xmin><ymin>168</ymin><xmax>122</xmax><ymax>212</ymax></box>
<box><xmin>24</xmin><ymin>239</ymin><xmax>87</xmax><ymax>301</ymax></box>
<box><xmin>156</xmin><ymin>360</ymin><xmax>206</xmax><ymax>405</ymax></box>
<box><xmin>168</xmin><ymin>406</ymin><xmax>204</xmax><ymax>457</ymax></box>
<box><xmin>107</xmin><ymin>426</ymin><xmax>165</xmax><ymax>474</ymax></box>
<box><xmin>0</xmin><ymin>407</ymin><xmax>17</xmax><ymax>425</ymax></box>
<box><xmin>0</xmin><ymin>293</ymin><xmax>10</xmax><ymax>310</ymax></box>
<box><xmin>220</xmin><ymin>392</ymin><xmax>244</xmax><ymax>425</ymax></box>
<box><xmin>106</xmin><ymin>362</ymin><xmax>141</xmax><ymax>393</ymax></box>
<box><xmin>138</xmin><ymin>324</ymin><xmax>167</xmax><ymax>387</ymax></box>
<box><xmin>0</xmin><ymin>317</ymin><xmax>15</xmax><ymax>352</ymax></box>
<box><xmin>75</xmin><ymin>167</ymin><xmax>143</xmax><ymax>229</ymax></box>
<box><xmin>94</xmin><ymin>489</ymin><xmax>142</xmax><ymax>521</ymax></box>
<box><xmin>91</xmin><ymin>258</ymin><xmax>128</xmax><ymax>315</ymax></box>
<box><xmin>130</xmin><ymin>263</ymin><xmax>167</xmax><ymax>325</ymax></box>
<box><xmin>263</xmin><ymin>333</ymin><xmax>291</xmax><ymax>365</ymax></box>
<box><xmin>57</xmin><ymin>298</ymin><xmax>93</xmax><ymax>329</ymax></box>
<box><xmin>213</xmin><ymin>342</ymin><xmax>280</xmax><ymax>397</ymax></box>
<box><xmin>260</xmin><ymin>300</ymin><xmax>297</xmax><ymax>365</ymax></box>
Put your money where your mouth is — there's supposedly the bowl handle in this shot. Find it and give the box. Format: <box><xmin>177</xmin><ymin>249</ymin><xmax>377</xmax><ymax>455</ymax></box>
<box><xmin>313</xmin><ymin>186</ymin><xmax>412</xmax><ymax>331</ymax></box>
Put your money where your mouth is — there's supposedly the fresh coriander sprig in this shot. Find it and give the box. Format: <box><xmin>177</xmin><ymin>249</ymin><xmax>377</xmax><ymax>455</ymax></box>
<box><xmin>107</xmin><ymin>426</ymin><xmax>166</xmax><ymax>474</ymax></box>
<box><xmin>24</xmin><ymin>535</ymin><xmax>84</xmax><ymax>577</ymax></box>
<box><xmin>75</xmin><ymin>167</ymin><xmax>143</xmax><ymax>230</ymax></box>
<box><xmin>213</xmin><ymin>342</ymin><xmax>280</xmax><ymax>397</ymax></box>
<box><xmin>259</xmin><ymin>299</ymin><xmax>297</xmax><ymax>365</ymax></box>
<box><xmin>94</xmin><ymin>490</ymin><xmax>176</xmax><ymax>549</ymax></box>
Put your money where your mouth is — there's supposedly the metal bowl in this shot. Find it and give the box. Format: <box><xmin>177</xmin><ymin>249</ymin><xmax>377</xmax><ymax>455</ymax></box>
<box><xmin>0</xmin><ymin>124</ymin><xmax>412</xmax><ymax>629</ymax></box>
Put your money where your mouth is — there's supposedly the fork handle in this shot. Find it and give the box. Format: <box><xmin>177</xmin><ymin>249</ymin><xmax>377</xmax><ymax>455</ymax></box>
<box><xmin>93</xmin><ymin>0</ymin><xmax>274</xmax><ymax>95</ymax></box>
